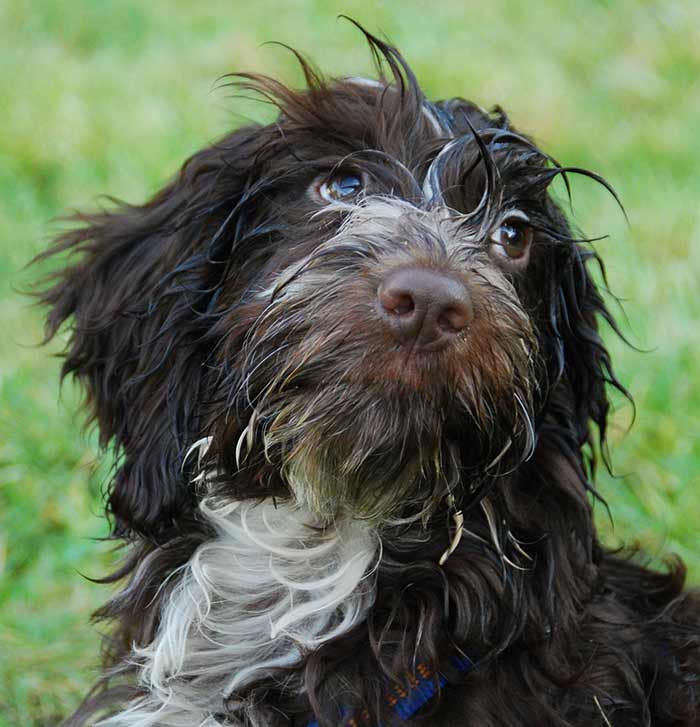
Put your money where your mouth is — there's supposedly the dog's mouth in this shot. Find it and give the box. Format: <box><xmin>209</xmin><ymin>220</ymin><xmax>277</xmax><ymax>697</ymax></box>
<box><xmin>235</xmin><ymin>382</ymin><xmax>533</xmax><ymax>525</ymax></box>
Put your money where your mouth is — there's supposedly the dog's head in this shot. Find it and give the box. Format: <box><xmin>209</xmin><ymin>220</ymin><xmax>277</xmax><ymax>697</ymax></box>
<box><xmin>40</xmin><ymin>29</ymin><xmax>623</xmax><ymax>538</ymax></box>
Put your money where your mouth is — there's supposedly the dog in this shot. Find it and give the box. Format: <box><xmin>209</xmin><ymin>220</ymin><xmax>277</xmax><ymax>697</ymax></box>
<box><xmin>39</xmin><ymin>25</ymin><xmax>699</xmax><ymax>727</ymax></box>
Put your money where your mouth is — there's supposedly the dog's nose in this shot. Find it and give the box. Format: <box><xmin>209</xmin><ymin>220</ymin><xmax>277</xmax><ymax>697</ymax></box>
<box><xmin>377</xmin><ymin>267</ymin><xmax>473</xmax><ymax>350</ymax></box>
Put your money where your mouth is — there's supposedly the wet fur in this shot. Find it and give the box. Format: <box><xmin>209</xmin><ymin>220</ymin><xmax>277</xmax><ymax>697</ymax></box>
<box><xmin>38</xmin><ymin>24</ymin><xmax>698</xmax><ymax>727</ymax></box>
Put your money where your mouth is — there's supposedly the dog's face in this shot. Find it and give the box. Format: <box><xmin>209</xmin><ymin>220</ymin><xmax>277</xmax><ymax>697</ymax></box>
<box><xmin>42</xmin><ymin>34</ymin><xmax>617</xmax><ymax>537</ymax></box>
<box><xmin>216</xmin><ymin>82</ymin><xmax>545</xmax><ymax>525</ymax></box>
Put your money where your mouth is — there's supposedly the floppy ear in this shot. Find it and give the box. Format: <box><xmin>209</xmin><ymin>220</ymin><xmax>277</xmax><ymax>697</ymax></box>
<box><xmin>542</xmin><ymin>199</ymin><xmax>628</xmax><ymax>475</ymax></box>
<box><xmin>39</xmin><ymin>124</ymin><xmax>270</xmax><ymax>539</ymax></box>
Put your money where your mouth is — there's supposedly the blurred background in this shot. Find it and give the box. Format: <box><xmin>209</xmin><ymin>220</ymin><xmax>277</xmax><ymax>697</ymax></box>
<box><xmin>0</xmin><ymin>1</ymin><xmax>698</xmax><ymax>723</ymax></box>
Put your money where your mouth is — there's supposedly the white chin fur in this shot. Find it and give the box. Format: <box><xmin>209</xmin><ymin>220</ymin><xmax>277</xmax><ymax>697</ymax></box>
<box><xmin>99</xmin><ymin>498</ymin><xmax>380</xmax><ymax>726</ymax></box>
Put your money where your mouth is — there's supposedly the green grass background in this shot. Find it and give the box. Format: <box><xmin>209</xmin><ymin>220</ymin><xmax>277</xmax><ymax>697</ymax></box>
<box><xmin>1</xmin><ymin>1</ymin><xmax>698</xmax><ymax>723</ymax></box>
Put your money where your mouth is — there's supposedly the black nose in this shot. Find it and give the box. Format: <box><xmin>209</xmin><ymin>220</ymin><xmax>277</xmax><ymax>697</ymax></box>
<box><xmin>377</xmin><ymin>267</ymin><xmax>473</xmax><ymax>350</ymax></box>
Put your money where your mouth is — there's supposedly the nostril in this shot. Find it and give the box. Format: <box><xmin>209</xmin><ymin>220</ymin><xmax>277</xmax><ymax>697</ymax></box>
<box><xmin>378</xmin><ymin>286</ymin><xmax>415</xmax><ymax>317</ymax></box>
<box><xmin>389</xmin><ymin>293</ymin><xmax>415</xmax><ymax>316</ymax></box>
<box><xmin>438</xmin><ymin>304</ymin><xmax>471</xmax><ymax>333</ymax></box>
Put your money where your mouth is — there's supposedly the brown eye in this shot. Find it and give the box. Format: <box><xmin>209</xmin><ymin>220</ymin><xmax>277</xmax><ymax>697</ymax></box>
<box><xmin>490</xmin><ymin>220</ymin><xmax>534</xmax><ymax>260</ymax></box>
<box><xmin>317</xmin><ymin>172</ymin><xmax>364</xmax><ymax>202</ymax></box>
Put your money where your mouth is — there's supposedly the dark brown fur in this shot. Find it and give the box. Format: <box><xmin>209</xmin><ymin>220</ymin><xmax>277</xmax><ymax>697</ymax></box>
<box><xmin>38</xmin><ymin>24</ymin><xmax>699</xmax><ymax>727</ymax></box>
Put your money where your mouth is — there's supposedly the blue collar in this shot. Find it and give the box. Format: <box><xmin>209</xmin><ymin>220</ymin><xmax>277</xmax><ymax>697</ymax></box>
<box><xmin>307</xmin><ymin>653</ymin><xmax>475</xmax><ymax>726</ymax></box>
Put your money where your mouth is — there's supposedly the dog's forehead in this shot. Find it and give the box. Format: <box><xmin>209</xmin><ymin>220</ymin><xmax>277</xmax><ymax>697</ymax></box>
<box><xmin>273</xmin><ymin>74</ymin><xmax>463</xmax><ymax>164</ymax></box>
<box><xmin>344</xmin><ymin>76</ymin><xmax>449</xmax><ymax>137</ymax></box>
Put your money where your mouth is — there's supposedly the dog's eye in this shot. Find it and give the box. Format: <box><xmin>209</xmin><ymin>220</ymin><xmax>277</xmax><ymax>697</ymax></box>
<box><xmin>490</xmin><ymin>220</ymin><xmax>533</xmax><ymax>261</ymax></box>
<box><xmin>317</xmin><ymin>172</ymin><xmax>364</xmax><ymax>202</ymax></box>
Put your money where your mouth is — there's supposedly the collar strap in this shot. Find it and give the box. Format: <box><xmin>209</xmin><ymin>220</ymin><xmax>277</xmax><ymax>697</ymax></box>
<box><xmin>307</xmin><ymin>653</ymin><xmax>475</xmax><ymax>726</ymax></box>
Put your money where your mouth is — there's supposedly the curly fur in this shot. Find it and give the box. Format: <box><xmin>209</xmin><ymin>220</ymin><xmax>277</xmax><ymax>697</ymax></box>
<box><xmin>38</xmin><ymin>22</ymin><xmax>698</xmax><ymax>727</ymax></box>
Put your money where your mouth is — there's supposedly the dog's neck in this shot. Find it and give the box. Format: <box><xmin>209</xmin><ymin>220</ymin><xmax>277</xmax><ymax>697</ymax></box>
<box><xmin>101</xmin><ymin>435</ymin><xmax>597</xmax><ymax>726</ymax></box>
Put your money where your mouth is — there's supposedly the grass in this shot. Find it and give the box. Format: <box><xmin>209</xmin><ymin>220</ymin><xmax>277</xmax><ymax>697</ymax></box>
<box><xmin>1</xmin><ymin>1</ymin><xmax>698</xmax><ymax>723</ymax></box>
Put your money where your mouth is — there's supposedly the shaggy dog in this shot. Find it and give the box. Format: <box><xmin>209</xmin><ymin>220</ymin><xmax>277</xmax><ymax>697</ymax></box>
<box><xmin>40</xmin><ymin>25</ymin><xmax>699</xmax><ymax>727</ymax></box>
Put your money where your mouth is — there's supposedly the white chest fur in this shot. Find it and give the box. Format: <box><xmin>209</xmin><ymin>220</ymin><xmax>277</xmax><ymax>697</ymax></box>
<box><xmin>100</xmin><ymin>498</ymin><xmax>379</xmax><ymax>726</ymax></box>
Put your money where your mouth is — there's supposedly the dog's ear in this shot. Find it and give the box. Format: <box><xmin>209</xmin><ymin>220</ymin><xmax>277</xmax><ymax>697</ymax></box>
<box><xmin>542</xmin><ymin>200</ymin><xmax>628</xmax><ymax>474</ymax></box>
<box><xmin>38</xmin><ymin>124</ymin><xmax>272</xmax><ymax>538</ymax></box>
